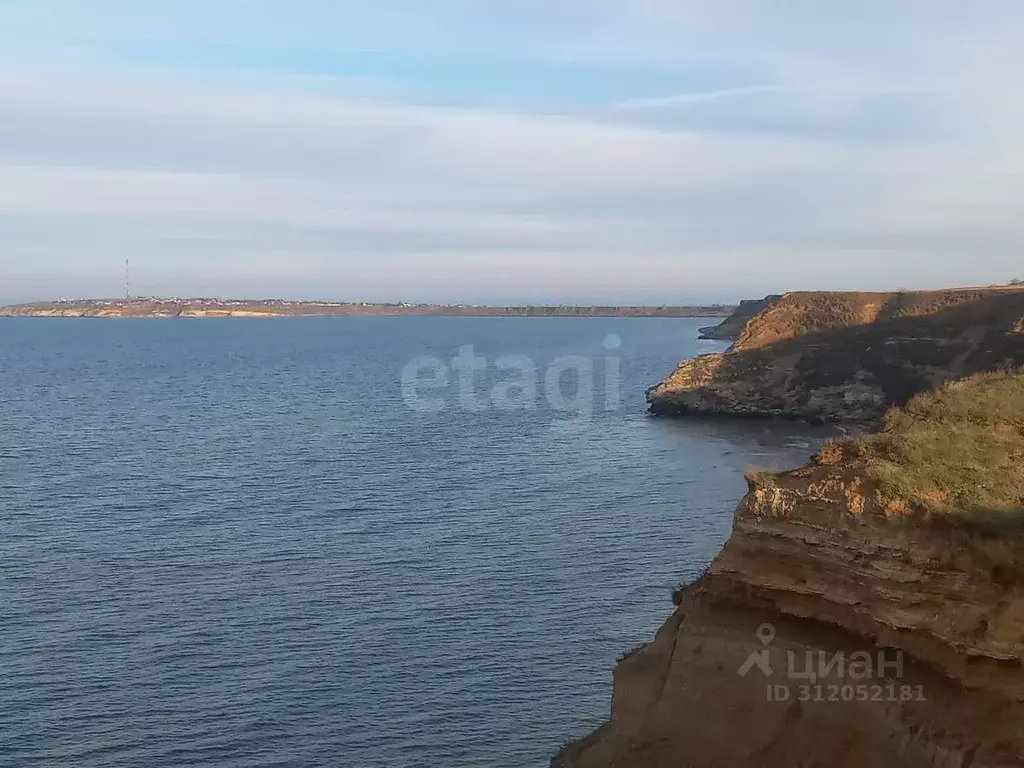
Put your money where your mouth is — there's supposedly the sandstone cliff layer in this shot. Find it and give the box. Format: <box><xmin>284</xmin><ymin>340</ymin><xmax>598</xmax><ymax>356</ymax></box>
<box><xmin>558</xmin><ymin>374</ymin><xmax>1024</xmax><ymax>768</ymax></box>
<box><xmin>648</xmin><ymin>287</ymin><xmax>1024</xmax><ymax>423</ymax></box>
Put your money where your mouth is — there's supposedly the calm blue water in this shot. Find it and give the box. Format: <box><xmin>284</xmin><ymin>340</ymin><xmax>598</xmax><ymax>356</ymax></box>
<box><xmin>0</xmin><ymin>318</ymin><xmax>827</xmax><ymax>768</ymax></box>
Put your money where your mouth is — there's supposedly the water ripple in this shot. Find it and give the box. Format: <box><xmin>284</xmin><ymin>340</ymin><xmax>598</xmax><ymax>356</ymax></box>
<box><xmin>0</xmin><ymin>317</ymin><xmax>828</xmax><ymax>767</ymax></box>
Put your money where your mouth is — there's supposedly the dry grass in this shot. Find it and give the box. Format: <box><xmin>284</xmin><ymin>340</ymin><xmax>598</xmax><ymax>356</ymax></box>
<box><xmin>849</xmin><ymin>371</ymin><xmax>1024</xmax><ymax>518</ymax></box>
<box><xmin>734</xmin><ymin>286</ymin><xmax>1024</xmax><ymax>352</ymax></box>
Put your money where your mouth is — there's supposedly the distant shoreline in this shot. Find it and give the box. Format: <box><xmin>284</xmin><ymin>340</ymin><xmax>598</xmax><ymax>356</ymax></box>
<box><xmin>0</xmin><ymin>299</ymin><xmax>735</xmax><ymax>319</ymax></box>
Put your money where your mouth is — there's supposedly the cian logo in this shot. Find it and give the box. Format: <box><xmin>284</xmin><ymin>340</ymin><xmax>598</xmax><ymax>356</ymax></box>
<box><xmin>737</xmin><ymin>623</ymin><xmax>775</xmax><ymax>677</ymax></box>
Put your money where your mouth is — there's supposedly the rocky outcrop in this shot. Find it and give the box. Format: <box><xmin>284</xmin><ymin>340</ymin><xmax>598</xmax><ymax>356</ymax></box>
<box><xmin>698</xmin><ymin>295</ymin><xmax>782</xmax><ymax>340</ymax></box>
<box><xmin>556</xmin><ymin>375</ymin><xmax>1024</xmax><ymax>767</ymax></box>
<box><xmin>648</xmin><ymin>287</ymin><xmax>1024</xmax><ymax>423</ymax></box>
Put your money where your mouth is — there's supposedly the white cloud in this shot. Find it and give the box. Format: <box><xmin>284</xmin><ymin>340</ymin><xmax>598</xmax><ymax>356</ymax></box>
<box><xmin>2</xmin><ymin>3</ymin><xmax>1024</xmax><ymax>301</ymax></box>
<box><xmin>615</xmin><ymin>85</ymin><xmax>788</xmax><ymax>110</ymax></box>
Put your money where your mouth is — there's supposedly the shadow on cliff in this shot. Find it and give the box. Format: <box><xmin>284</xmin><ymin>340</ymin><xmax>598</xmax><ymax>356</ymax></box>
<box><xmin>651</xmin><ymin>290</ymin><xmax>1024</xmax><ymax>422</ymax></box>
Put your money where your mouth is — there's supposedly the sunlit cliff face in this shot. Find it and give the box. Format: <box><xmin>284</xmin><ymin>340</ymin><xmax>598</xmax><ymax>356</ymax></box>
<box><xmin>558</xmin><ymin>386</ymin><xmax>1024</xmax><ymax>766</ymax></box>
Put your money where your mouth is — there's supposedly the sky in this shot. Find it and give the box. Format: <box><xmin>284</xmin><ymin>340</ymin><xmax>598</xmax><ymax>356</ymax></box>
<box><xmin>2</xmin><ymin>1</ymin><xmax>1024</xmax><ymax>304</ymax></box>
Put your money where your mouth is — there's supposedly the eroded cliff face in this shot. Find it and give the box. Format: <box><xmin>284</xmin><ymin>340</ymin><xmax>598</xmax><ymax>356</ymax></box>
<box><xmin>555</xmin><ymin>446</ymin><xmax>1024</xmax><ymax>768</ymax></box>
<box><xmin>648</xmin><ymin>287</ymin><xmax>1024</xmax><ymax>422</ymax></box>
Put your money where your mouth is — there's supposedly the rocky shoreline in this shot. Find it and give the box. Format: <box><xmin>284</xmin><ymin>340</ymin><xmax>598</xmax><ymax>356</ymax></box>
<box><xmin>557</xmin><ymin>288</ymin><xmax>1024</xmax><ymax>767</ymax></box>
<box><xmin>647</xmin><ymin>287</ymin><xmax>1024</xmax><ymax>423</ymax></box>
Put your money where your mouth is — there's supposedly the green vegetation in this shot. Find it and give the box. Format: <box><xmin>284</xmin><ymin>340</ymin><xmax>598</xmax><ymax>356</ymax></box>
<box><xmin>672</xmin><ymin>564</ymin><xmax>713</xmax><ymax>604</ymax></box>
<box><xmin>849</xmin><ymin>371</ymin><xmax>1024</xmax><ymax>517</ymax></box>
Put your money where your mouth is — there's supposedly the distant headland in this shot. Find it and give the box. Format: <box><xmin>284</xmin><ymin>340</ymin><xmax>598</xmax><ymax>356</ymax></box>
<box><xmin>0</xmin><ymin>298</ymin><xmax>734</xmax><ymax>319</ymax></box>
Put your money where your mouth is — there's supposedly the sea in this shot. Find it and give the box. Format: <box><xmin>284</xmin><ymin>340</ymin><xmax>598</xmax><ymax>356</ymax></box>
<box><xmin>0</xmin><ymin>317</ymin><xmax>829</xmax><ymax>768</ymax></box>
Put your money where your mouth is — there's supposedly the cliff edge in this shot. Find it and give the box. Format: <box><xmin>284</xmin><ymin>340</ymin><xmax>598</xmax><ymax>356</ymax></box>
<box><xmin>648</xmin><ymin>286</ymin><xmax>1024</xmax><ymax>423</ymax></box>
<box><xmin>556</xmin><ymin>372</ymin><xmax>1024</xmax><ymax>767</ymax></box>
<box><xmin>698</xmin><ymin>295</ymin><xmax>782</xmax><ymax>340</ymax></box>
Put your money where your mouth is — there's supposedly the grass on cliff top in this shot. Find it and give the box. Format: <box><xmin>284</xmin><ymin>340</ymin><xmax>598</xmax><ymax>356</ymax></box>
<box><xmin>849</xmin><ymin>371</ymin><xmax>1024</xmax><ymax>519</ymax></box>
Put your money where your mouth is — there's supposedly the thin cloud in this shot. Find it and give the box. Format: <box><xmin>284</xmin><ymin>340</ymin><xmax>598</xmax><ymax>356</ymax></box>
<box><xmin>615</xmin><ymin>85</ymin><xmax>790</xmax><ymax>110</ymax></box>
<box><xmin>1</xmin><ymin>3</ymin><xmax>1024</xmax><ymax>301</ymax></box>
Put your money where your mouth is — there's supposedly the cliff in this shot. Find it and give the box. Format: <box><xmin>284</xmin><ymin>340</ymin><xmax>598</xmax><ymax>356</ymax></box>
<box><xmin>648</xmin><ymin>286</ymin><xmax>1024</xmax><ymax>423</ymax></box>
<box><xmin>0</xmin><ymin>299</ymin><xmax>733</xmax><ymax>319</ymax></box>
<box><xmin>556</xmin><ymin>373</ymin><xmax>1024</xmax><ymax>767</ymax></box>
<box><xmin>698</xmin><ymin>295</ymin><xmax>782</xmax><ymax>340</ymax></box>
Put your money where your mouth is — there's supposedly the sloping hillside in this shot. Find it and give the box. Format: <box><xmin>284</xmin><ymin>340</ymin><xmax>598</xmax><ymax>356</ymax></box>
<box><xmin>648</xmin><ymin>286</ymin><xmax>1024</xmax><ymax>422</ymax></box>
<box><xmin>698</xmin><ymin>295</ymin><xmax>781</xmax><ymax>340</ymax></box>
